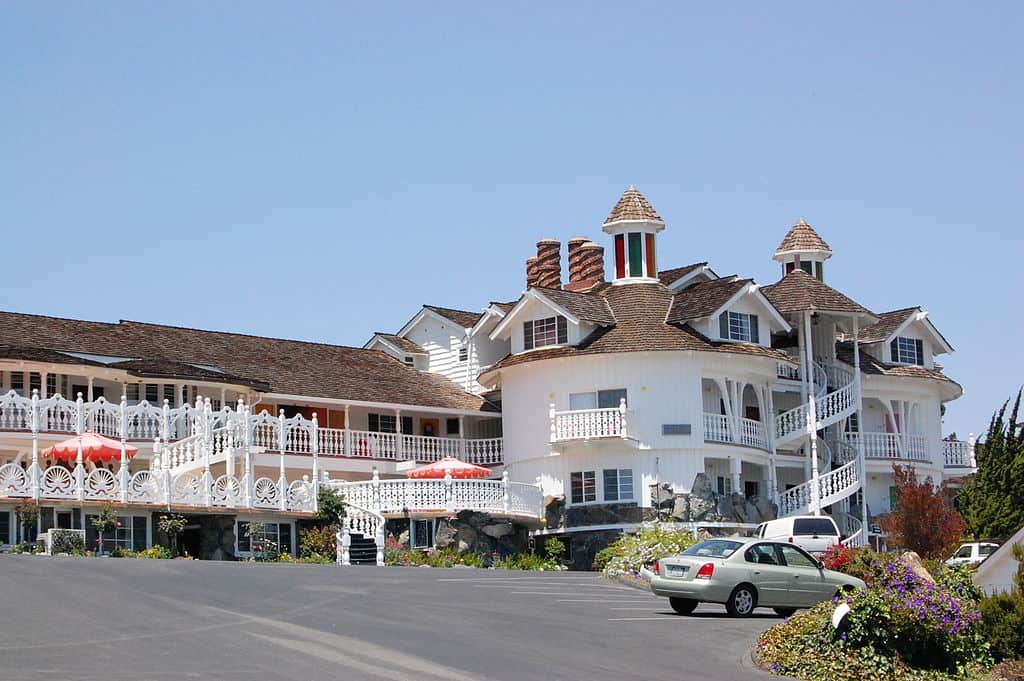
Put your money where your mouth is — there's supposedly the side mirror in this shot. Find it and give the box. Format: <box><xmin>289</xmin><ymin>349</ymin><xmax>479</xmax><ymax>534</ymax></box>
<box><xmin>817</xmin><ymin>560</ymin><xmax>825</xmax><ymax>570</ymax></box>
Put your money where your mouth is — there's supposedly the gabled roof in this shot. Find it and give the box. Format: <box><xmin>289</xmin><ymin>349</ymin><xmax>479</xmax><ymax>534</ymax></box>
<box><xmin>0</xmin><ymin>311</ymin><xmax>491</xmax><ymax>412</ymax></box>
<box><xmin>666</xmin><ymin>277</ymin><xmax>750</xmax><ymax>323</ymax></box>
<box><xmin>857</xmin><ymin>308</ymin><xmax>918</xmax><ymax>344</ymax></box>
<box><xmin>533</xmin><ymin>286</ymin><xmax>616</xmax><ymax>326</ymax></box>
<box><xmin>761</xmin><ymin>270</ymin><xmax>875</xmax><ymax>318</ymax></box>
<box><xmin>422</xmin><ymin>305</ymin><xmax>484</xmax><ymax>329</ymax></box>
<box><xmin>603</xmin><ymin>185</ymin><xmax>664</xmax><ymax>224</ymax></box>
<box><xmin>658</xmin><ymin>262</ymin><xmax>711</xmax><ymax>288</ymax></box>
<box><xmin>367</xmin><ymin>333</ymin><xmax>427</xmax><ymax>355</ymax></box>
<box><xmin>481</xmin><ymin>283</ymin><xmax>794</xmax><ymax>381</ymax></box>
<box><xmin>836</xmin><ymin>342</ymin><xmax>962</xmax><ymax>396</ymax></box>
<box><xmin>856</xmin><ymin>307</ymin><xmax>955</xmax><ymax>354</ymax></box>
<box><xmin>775</xmin><ymin>218</ymin><xmax>831</xmax><ymax>255</ymax></box>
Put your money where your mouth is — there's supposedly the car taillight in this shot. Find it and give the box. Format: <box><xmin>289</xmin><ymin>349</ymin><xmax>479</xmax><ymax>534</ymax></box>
<box><xmin>788</xmin><ymin>536</ymin><xmax>794</xmax><ymax>543</ymax></box>
<box><xmin>695</xmin><ymin>562</ymin><xmax>714</xmax><ymax>580</ymax></box>
<box><xmin>653</xmin><ymin>560</ymin><xmax>660</xmax><ymax>575</ymax></box>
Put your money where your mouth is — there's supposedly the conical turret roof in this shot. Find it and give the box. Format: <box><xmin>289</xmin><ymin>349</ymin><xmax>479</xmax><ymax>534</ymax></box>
<box><xmin>604</xmin><ymin>186</ymin><xmax>664</xmax><ymax>224</ymax></box>
<box><xmin>775</xmin><ymin>218</ymin><xmax>831</xmax><ymax>256</ymax></box>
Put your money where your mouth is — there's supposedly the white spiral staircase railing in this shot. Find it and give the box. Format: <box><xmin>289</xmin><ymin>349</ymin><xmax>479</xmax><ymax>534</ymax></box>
<box><xmin>336</xmin><ymin>500</ymin><xmax>385</xmax><ymax>566</ymax></box>
<box><xmin>775</xmin><ymin>359</ymin><xmax>862</xmax><ymax>524</ymax></box>
<box><xmin>835</xmin><ymin>511</ymin><xmax>867</xmax><ymax>548</ymax></box>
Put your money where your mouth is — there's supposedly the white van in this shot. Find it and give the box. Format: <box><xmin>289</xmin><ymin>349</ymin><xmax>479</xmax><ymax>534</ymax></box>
<box><xmin>756</xmin><ymin>516</ymin><xmax>842</xmax><ymax>556</ymax></box>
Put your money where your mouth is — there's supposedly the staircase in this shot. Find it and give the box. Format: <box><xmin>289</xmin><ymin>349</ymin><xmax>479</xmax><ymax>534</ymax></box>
<box><xmin>336</xmin><ymin>501</ymin><xmax>385</xmax><ymax>566</ymax></box>
<box><xmin>153</xmin><ymin>419</ymin><xmax>244</xmax><ymax>477</ymax></box>
<box><xmin>775</xmin><ymin>360</ymin><xmax>862</xmax><ymax>522</ymax></box>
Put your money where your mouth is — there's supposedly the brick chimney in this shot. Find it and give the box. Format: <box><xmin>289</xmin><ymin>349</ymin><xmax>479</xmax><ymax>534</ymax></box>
<box><xmin>535</xmin><ymin>238</ymin><xmax>562</xmax><ymax>289</ymax></box>
<box><xmin>564</xmin><ymin>241</ymin><xmax>605</xmax><ymax>292</ymax></box>
<box><xmin>566</xmin><ymin>236</ymin><xmax>588</xmax><ymax>285</ymax></box>
<box><xmin>525</xmin><ymin>256</ymin><xmax>541</xmax><ymax>288</ymax></box>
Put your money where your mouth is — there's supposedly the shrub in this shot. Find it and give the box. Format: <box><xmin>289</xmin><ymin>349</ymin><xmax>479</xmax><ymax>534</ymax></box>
<box><xmin>756</xmin><ymin>556</ymin><xmax>992</xmax><ymax>680</ymax></box>
<box><xmin>383</xmin><ymin>541</ymin><xmax>485</xmax><ymax>568</ymax></box>
<box><xmin>316</xmin><ymin>488</ymin><xmax>346</xmax><ymax>525</ymax></box>
<box><xmin>597</xmin><ymin>524</ymin><xmax>697</xmax><ymax>576</ymax></box>
<box><xmin>137</xmin><ymin>545</ymin><xmax>175</xmax><ymax>559</ymax></box>
<box><xmin>110</xmin><ymin>546</ymin><xmax>136</xmax><ymax>558</ymax></box>
<box><xmin>993</xmin><ymin>660</ymin><xmax>1024</xmax><ymax>681</ymax></box>
<box><xmin>300</xmin><ymin>525</ymin><xmax>337</xmax><ymax>560</ymax></box>
<box><xmin>882</xmin><ymin>464</ymin><xmax>965</xmax><ymax>560</ymax></box>
<box><xmin>50</xmin><ymin>529</ymin><xmax>85</xmax><ymax>555</ymax></box>
<box><xmin>980</xmin><ymin>592</ymin><xmax>1024</xmax><ymax>662</ymax></box>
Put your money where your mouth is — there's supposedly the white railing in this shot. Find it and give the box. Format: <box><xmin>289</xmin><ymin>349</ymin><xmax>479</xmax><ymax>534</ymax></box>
<box><xmin>778</xmin><ymin>459</ymin><xmax>860</xmax><ymax>516</ymax></box>
<box><xmin>702</xmin><ymin>413</ymin><xmax>769</xmax><ymax>451</ymax></box>
<box><xmin>775</xmin><ymin>361</ymin><xmax>857</xmax><ymax>447</ymax></box>
<box><xmin>550</xmin><ymin>400</ymin><xmax>627</xmax><ymax>443</ymax></box>
<box><xmin>327</xmin><ymin>470</ymin><xmax>544</xmax><ymax>521</ymax></box>
<box><xmin>337</xmin><ymin>501</ymin><xmax>385</xmax><ymax>566</ymax></box>
<box><xmin>844</xmin><ymin>432</ymin><xmax>930</xmax><ymax>462</ymax></box>
<box><xmin>776</xmin><ymin>361</ymin><xmax>802</xmax><ymax>381</ymax></box>
<box><xmin>0</xmin><ymin>461</ymin><xmax>315</xmax><ymax>512</ymax></box>
<box><xmin>836</xmin><ymin>512</ymin><xmax>866</xmax><ymax>548</ymax></box>
<box><xmin>943</xmin><ymin>439</ymin><xmax>976</xmax><ymax>469</ymax></box>
<box><xmin>0</xmin><ymin>390</ymin><xmax>503</xmax><ymax>466</ymax></box>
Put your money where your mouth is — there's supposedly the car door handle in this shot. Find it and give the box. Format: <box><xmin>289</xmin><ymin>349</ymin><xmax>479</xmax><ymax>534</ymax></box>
<box><xmin>753</xmin><ymin>570</ymin><xmax>761</xmax><ymax>575</ymax></box>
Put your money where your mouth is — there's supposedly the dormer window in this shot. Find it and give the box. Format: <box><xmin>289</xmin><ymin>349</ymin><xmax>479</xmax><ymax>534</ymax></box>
<box><xmin>523</xmin><ymin>316</ymin><xmax>568</xmax><ymax>350</ymax></box>
<box><xmin>719</xmin><ymin>311</ymin><xmax>759</xmax><ymax>343</ymax></box>
<box><xmin>891</xmin><ymin>336</ymin><xmax>924</xmax><ymax>365</ymax></box>
<box><xmin>403</xmin><ymin>356</ymin><xmax>415</xmax><ymax>367</ymax></box>
<box><xmin>458</xmin><ymin>346</ymin><xmax>468</xmax><ymax>362</ymax></box>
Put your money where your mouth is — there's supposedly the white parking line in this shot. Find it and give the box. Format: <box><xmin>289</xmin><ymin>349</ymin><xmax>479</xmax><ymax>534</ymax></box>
<box><xmin>607</xmin><ymin>617</ymin><xmax>680</xmax><ymax>621</ymax></box>
<box><xmin>608</xmin><ymin>607</ymin><xmax>660</xmax><ymax>610</ymax></box>
<box><xmin>557</xmin><ymin>598</ymin><xmax>658</xmax><ymax>603</ymax></box>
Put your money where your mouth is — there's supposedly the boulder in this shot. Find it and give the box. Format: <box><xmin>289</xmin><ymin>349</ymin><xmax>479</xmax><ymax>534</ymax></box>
<box><xmin>455</xmin><ymin>526</ymin><xmax>478</xmax><ymax>553</ymax></box>
<box><xmin>434</xmin><ymin>520</ymin><xmax>457</xmax><ymax>549</ymax></box>
<box><xmin>481</xmin><ymin>523</ymin><xmax>513</xmax><ymax>539</ymax></box>
<box><xmin>672</xmin><ymin>495</ymin><xmax>690</xmax><ymax>521</ymax></box>
<box><xmin>900</xmin><ymin>551</ymin><xmax>935</xmax><ymax>584</ymax></box>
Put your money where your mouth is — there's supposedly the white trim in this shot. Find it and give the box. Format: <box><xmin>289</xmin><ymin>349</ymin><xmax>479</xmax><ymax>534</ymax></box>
<box><xmin>885</xmin><ymin>311</ymin><xmax>954</xmax><ymax>355</ymax></box>
<box><xmin>363</xmin><ymin>335</ymin><xmax>427</xmax><ymax>356</ymax></box>
<box><xmin>489</xmin><ymin>290</ymin><xmax>583</xmax><ymax>341</ymax></box>
<box><xmin>260</xmin><ymin>392</ymin><xmax>497</xmax><ymax>418</ymax></box>
<box><xmin>396</xmin><ymin>307</ymin><xmax>474</xmax><ymax>338</ymax></box>
<box><xmin>704</xmin><ymin>283</ymin><xmax>792</xmax><ymax>333</ymax></box>
<box><xmin>663</xmin><ymin>264</ymin><xmax>719</xmax><ymax>291</ymax></box>
<box><xmin>469</xmin><ymin>305</ymin><xmax>508</xmax><ymax>337</ymax></box>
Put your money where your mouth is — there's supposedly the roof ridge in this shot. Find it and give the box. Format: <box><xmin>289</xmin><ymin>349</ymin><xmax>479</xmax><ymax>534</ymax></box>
<box><xmin>116</xmin><ymin>319</ymin><xmax>370</xmax><ymax>353</ymax></box>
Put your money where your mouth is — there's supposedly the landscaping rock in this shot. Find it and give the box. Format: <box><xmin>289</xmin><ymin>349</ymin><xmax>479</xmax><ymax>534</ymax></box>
<box><xmin>900</xmin><ymin>551</ymin><xmax>935</xmax><ymax>584</ymax></box>
<box><xmin>481</xmin><ymin>522</ymin><xmax>513</xmax><ymax>539</ymax></box>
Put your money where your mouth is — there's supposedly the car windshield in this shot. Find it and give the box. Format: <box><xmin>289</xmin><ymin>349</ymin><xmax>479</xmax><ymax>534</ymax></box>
<box><xmin>682</xmin><ymin>540</ymin><xmax>743</xmax><ymax>558</ymax></box>
<box><xmin>793</xmin><ymin>518</ymin><xmax>838</xmax><ymax>536</ymax></box>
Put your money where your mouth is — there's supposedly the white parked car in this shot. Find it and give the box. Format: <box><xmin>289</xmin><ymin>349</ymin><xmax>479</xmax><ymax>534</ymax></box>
<box><xmin>756</xmin><ymin>516</ymin><xmax>842</xmax><ymax>556</ymax></box>
<box><xmin>945</xmin><ymin>542</ymin><xmax>999</xmax><ymax>566</ymax></box>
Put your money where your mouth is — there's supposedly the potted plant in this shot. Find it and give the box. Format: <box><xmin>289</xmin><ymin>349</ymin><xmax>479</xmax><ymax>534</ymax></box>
<box><xmin>90</xmin><ymin>503</ymin><xmax>119</xmax><ymax>556</ymax></box>
<box><xmin>157</xmin><ymin>513</ymin><xmax>186</xmax><ymax>557</ymax></box>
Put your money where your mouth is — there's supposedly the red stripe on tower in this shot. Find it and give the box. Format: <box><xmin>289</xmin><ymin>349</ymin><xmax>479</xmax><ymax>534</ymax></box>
<box><xmin>614</xmin><ymin>234</ymin><xmax>625</xmax><ymax>279</ymax></box>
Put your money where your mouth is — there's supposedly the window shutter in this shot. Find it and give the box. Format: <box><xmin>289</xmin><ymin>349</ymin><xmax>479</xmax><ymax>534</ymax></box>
<box><xmin>719</xmin><ymin>313</ymin><xmax>730</xmax><ymax>339</ymax></box>
<box><xmin>523</xmin><ymin>321</ymin><xmax>534</xmax><ymax>350</ymax></box>
<box><xmin>556</xmin><ymin>316</ymin><xmax>568</xmax><ymax>344</ymax></box>
<box><xmin>915</xmin><ymin>339</ymin><xmax>924</xmax><ymax>365</ymax></box>
<box><xmin>750</xmin><ymin>315</ymin><xmax>759</xmax><ymax>344</ymax></box>
<box><xmin>890</xmin><ymin>338</ymin><xmax>899</xmax><ymax>362</ymax></box>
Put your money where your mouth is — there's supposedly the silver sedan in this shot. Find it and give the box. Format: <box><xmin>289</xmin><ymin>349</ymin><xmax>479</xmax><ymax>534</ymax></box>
<box><xmin>649</xmin><ymin>538</ymin><xmax>865</xmax><ymax>617</ymax></box>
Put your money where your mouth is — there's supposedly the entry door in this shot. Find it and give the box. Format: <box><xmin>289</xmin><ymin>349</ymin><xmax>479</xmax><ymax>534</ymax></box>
<box><xmin>56</xmin><ymin>512</ymin><xmax>73</xmax><ymax>529</ymax></box>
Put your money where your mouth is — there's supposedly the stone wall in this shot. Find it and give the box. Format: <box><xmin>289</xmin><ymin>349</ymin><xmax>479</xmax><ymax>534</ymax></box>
<box><xmin>427</xmin><ymin>511</ymin><xmax>529</xmax><ymax>557</ymax></box>
<box><xmin>198</xmin><ymin>515</ymin><xmax>236</xmax><ymax>561</ymax></box>
<box><xmin>650</xmin><ymin>473</ymin><xmax>777</xmax><ymax>525</ymax></box>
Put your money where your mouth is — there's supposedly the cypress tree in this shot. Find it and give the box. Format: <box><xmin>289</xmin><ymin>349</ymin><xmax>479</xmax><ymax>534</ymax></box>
<box><xmin>960</xmin><ymin>391</ymin><xmax>1024</xmax><ymax>539</ymax></box>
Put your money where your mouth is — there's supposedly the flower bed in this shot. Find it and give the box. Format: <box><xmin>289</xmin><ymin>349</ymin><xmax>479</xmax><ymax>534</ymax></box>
<box><xmin>594</xmin><ymin>523</ymin><xmax>697</xmax><ymax>577</ymax></box>
<box><xmin>755</xmin><ymin>552</ymin><xmax>992</xmax><ymax>681</ymax></box>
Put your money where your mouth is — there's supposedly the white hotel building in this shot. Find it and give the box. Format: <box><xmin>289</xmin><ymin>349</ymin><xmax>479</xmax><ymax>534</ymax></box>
<box><xmin>0</xmin><ymin>187</ymin><xmax>973</xmax><ymax>565</ymax></box>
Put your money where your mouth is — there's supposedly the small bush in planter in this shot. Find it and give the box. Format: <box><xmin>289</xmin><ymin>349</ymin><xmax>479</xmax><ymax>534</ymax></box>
<box><xmin>50</xmin><ymin>529</ymin><xmax>85</xmax><ymax>555</ymax></box>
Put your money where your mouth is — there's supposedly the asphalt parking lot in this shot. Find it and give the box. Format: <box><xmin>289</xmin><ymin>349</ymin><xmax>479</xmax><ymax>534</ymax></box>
<box><xmin>0</xmin><ymin>556</ymin><xmax>780</xmax><ymax>681</ymax></box>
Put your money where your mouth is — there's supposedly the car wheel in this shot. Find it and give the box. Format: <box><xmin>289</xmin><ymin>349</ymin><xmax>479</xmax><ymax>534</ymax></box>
<box><xmin>773</xmin><ymin>607</ymin><xmax>797</xmax><ymax>617</ymax></box>
<box><xmin>726</xmin><ymin>584</ymin><xmax>758</xmax><ymax>617</ymax></box>
<box><xmin>669</xmin><ymin>597</ymin><xmax>698</xmax><ymax>615</ymax></box>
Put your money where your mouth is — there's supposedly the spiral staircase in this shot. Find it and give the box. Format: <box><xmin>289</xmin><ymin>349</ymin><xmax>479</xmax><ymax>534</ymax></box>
<box><xmin>774</xmin><ymin>359</ymin><xmax>866</xmax><ymax>546</ymax></box>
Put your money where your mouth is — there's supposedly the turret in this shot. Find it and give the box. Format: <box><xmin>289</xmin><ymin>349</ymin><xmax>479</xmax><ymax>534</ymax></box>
<box><xmin>773</xmin><ymin>218</ymin><xmax>831</xmax><ymax>281</ymax></box>
<box><xmin>602</xmin><ymin>186</ymin><xmax>665</xmax><ymax>283</ymax></box>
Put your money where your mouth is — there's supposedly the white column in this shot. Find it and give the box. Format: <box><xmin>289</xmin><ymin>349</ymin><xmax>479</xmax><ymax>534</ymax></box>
<box><xmin>729</xmin><ymin>456</ymin><xmax>741</xmax><ymax>497</ymax></box>
<box><xmin>40</xmin><ymin>372</ymin><xmax>48</xmax><ymax>399</ymax></box>
<box><xmin>853</xmin><ymin>315</ymin><xmax>868</xmax><ymax>539</ymax></box>
<box><xmin>119</xmin><ymin>394</ymin><xmax>129</xmax><ymax>503</ymax></box>
<box><xmin>766</xmin><ymin>385</ymin><xmax>778</xmax><ymax>506</ymax></box>
<box><xmin>311</xmin><ymin>412</ymin><xmax>320</xmax><ymax>514</ymax></box>
<box><xmin>202</xmin><ymin>398</ymin><xmax>213</xmax><ymax>507</ymax></box>
<box><xmin>343</xmin><ymin>404</ymin><xmax>351</xmax><ymax>457</ymax></box>
<box><xmin>242</xmin><ymin>401</ymin><xmax>253</xmax><ymax>509</ymax></box>
<box><xmin>395</xmin><ymin>408</ymin><xmax>404</xmax><ymax>460</ymax></box>
<box><xmin>30</xmin><ymin>389</ymin><xmax>40</xmax><ymax>502</ymax></box>
<box><xmin>278</xmin><ymin>409</ymin><xmax>288</xmax><ymax>511</ymax></box>
<box><xmin>87</xmin><ymin>377</ymin><xmax>94</xmax><ymax>402</ymax></box>
<box><xmin>804</xmin><ymin>312</ymin><xmax>820</xmax><ymax>515</ymax></box>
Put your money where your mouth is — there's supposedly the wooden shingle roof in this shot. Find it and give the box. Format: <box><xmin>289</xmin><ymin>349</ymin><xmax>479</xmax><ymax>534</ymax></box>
<box><xmin>761</xmin><ymin>270</ymin><xmax>874</xmax><ymax>317</ymax></box>
<box><xmin>423</xmin><ymin>305</ymin><xmax>484</xmax><ymax>329</ymax></box>
<box><xmin>604</xmin><ymin>186</ymin><xmax>664</xmax><ymax>224</ymax></box>
<box><xmin>775</xmin><ymin>218</ymin><xmax>831</xmax><ymax>255</ymax></box>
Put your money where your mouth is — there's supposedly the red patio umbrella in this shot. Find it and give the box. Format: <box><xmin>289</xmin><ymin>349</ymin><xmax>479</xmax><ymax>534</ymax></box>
<box><xmin>406</xmin><ymin>456</ymin><xmax>492</xmax><ymax>479</ymax></box>
<box><xmin>41</xmin><ymin>433</ymin><xmax>138</xmax><ymax>463</ymax></box>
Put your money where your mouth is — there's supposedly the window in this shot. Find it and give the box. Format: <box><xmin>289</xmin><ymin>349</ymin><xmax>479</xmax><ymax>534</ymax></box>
<box><xmin>126</xmin><ymin>384</ymin><xmax>140</xmax><ymax>403</ymax></box>
<box><xmin>145</xmin><ymin>384</ymin><xmax>159</xmax><ymax>403</ymax></box>
<box><xmin>29</xmin><ymin>372</ymin><xmax>41</xmax><ymax>396</ymax></box>
<box><xmin>779</xmin><ymin>544</ymin><xmax>817</xmax><ymax>568</ymax></box>
<box><xmin>46</xmin><ymin>374</ymin><xmax>57</xmax><ymax>398</ymax></box>
<box><xmin>237</xmin><ymin>521</ymin><xmax>293</xmax><ymax>556</ymax></box>
<box><xmin>570</xmin><ymin>471</ymin><xmax>596</xmax><ymax>504</ymax></box>
<box><xmin>799</xmin><ymin>261</ymin><xmax>813</xmax><ymax>276</ymax></box>
<box><xmin>211</xmin><ymin>399</ymin><xmax>221</xmax><ymax>411</ymax></box>
<box><xmin>744</xmin><ymin>543</ymin><xmax>781</xmax><ymax>565</ymax></box>
<box><xmin>411</xmin><ymin>519</ymin><xmax>435</xmax><ymax>549</ymax></box>
<box><xmin>569</xmin><ymin>388</ymin><xmax>627</xmax><ymax>411</ymax></box>
<box><xmin>367</xmin><ymin>413</ymin><xmax>411</xmax><ymax>434</ymax></box>
<box><xmin>603</xmin><ymin>468</ymin><xmax>634</xmax><ymax>502</ymax></box>
<box><xmin>163</xmin><ymin>384</ymin><xmax>175</xmax><ymax>406</ymax></box>
<box><xmin>683</xmin><ymin>539</ymin><xmax>743</xmax><ymax>558</ymax></box>
<box><xmin>792</xmin><ymin>518</ymin><xmax>838</xmax><ymax>537</ymax></box>
<box><xmin>10</xmin><ymin>372</ymin><xmax>24</xmax><ymax>396</ymax></box>
<box><xmin>523</xmin><ymin>316</ymin><xmax>568</xmax><ymax>351</ymax></box>
<box><xmin>980</xmin><ymin>544</ymin><xmax>997</xmax><ymax>557</ymax></box>
<box><xmin>953</xmin><ymin>545</ymin><xmax>973</xmax><ymax>559</ymax></box>
<box><xmin>403</xmin><ymin>356</ymin><xmax>415</xmax><ymax>367</ymax></box>
<box><xmin>458</xmin><ymin>346</ymin><xmax>468</xmax><ymax>362</ymax></box>
<box><xmin>85</xmin><ymin>515</ymin><xmax>148</xmax><ymax>553</ymax></box>
<box><xmin>181</xmin><ymin>385</ymin><xmax>190</xmax><ymax>406</ymax></box>
<box><xmin>890</xmin><ymin>336</ymin><xmax>924</xmax><ymax>365</ymax></box>
<box><xmin>744</xmin><ymin>480</ymin><xmax>760</xmax><ymax>499</ymax></box>
<box><xmin>446</xmin><ymin>418</ymin><xmax>460</xmax><ymax>435</ymax></box>
<box><xmin>719</xmin><ymin>311</ymin><xmax>759</xmax><ymax>343</ymax></box>
<box><xmin>716</xmin><ymin>476</ymin><xmax>733</xmax><ymax>496</ymax></box>
<box><xmin>0</xmin><ymin>511</ymin><xmax>9</xmax><ymax>545</ymax></box>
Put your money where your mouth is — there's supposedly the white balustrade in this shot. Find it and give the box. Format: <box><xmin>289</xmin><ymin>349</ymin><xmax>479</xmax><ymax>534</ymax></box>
<box><xmin>401</xmin><ymin>434</ymin><xmax>461</xmax><ymax>462</ymax></box>
<box><xmin>328</xmin><ymin>477</ymin><xmax>543</xmax><ymax>520</ymax></box>
<box><xmin>776</xmin><ymin>362</ymin><xmax>802</xmax><ymax>381</ymax></box>
<box><xmin>943</xmin><ymin>439</ymin><xmax>975</xmax><ymax>468</ymax></box>
<box><xmin>347</xmin><ymin>429</ymin><xmax>399</xmax><ymax>459</ymax></box>
<box><xmin>551</xmin><ymin>401</ymin><xmax>627</xmax><ymax>443</ymax></box>
<box><xmin>703</xmin><ymin>413</ymin><xmax>731</xmax><ymax>443</ymax></box>
<box><xmin>319</xmin><ymin>427</ymin><xmax>347</xmax><ymax>456</ymax></box>
<box><xmin>844</xmin><ymin>432</ymin><xmax>930</xmax><ymax>462</ymax></box>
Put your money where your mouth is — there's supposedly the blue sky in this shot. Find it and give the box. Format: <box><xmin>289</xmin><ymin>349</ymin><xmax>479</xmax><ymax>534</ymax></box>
<box><xmin>2</xmin><ymin>3</ymin><xmax>1021</xmax><ymax>438</ymax></box>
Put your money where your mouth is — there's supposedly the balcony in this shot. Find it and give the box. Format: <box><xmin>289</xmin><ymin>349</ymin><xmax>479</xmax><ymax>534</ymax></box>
<box><xmin>550</xmin><ymin>402</ymin><xmax>628</xmax><ymax>444</ymax></box>
<box><xmin>942</xmin><ymin>439</ymin><xmax>976</xmax><ymax>471</ymax></box>
<box><xmin>703</xmin><ymin>413</ymin><xmax>769</xmax><ymax>451</ymax></box>
<box><xmin>843</xmin><ymin>432</ymin><xmax>930</xmax><ymax>462</ymax></box>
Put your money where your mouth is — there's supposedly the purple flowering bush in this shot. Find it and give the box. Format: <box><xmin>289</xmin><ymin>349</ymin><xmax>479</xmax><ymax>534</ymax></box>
<box><xmin>755</xmin><ymin>557</ymin><xmax>991</xmax><ymax>680</ymax></box>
